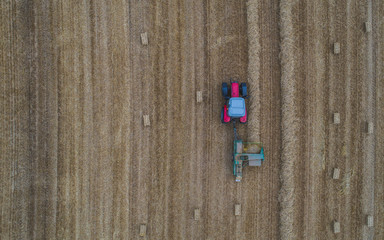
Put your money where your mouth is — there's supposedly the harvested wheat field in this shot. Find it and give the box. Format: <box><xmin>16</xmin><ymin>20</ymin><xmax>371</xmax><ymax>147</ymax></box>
<box><xmin>1</xmin><ymin>0</ymin><xmax>383</xmax><ymax>239</ymax></box>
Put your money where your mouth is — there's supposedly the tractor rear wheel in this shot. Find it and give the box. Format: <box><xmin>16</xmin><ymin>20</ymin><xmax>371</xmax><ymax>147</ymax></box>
<box><xmin>240</xmin><ymin>83</ymin><xmax>247</xmax><ymax>97</ymax></box>
<box><xmin>222</xmin><ymin>83</ymin><xmax>228</xmax><ymax>97</ymax></box>
<box><xmin>221</xmin><ymin>107</ymin><xmax>225</xmax><ymax>123</ymax></box>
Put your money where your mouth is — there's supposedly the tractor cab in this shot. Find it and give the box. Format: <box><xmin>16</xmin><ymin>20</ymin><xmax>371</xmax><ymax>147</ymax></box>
<box><xmin>228</xmin><ymin>97</ymin><xmax>246</xmax><ymax>118</ymax></box>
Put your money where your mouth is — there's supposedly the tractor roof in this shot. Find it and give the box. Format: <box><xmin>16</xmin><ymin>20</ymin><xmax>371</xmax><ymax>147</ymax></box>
<box><xmin>228</xmin><ymin>97</ymin><xmax>246</xmax><ymax>117</ymax></box>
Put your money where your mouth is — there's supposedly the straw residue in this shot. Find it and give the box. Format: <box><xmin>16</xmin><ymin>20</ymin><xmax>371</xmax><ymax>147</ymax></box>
<box><xmin>279</xmin><ymin>0</ymin><xmax>299</xmax><ymax>239</ymax></box>
<box><xmin>246</xmin><ymin>0</ymin><xmax>260</xmax><ymax>140</ymax></box>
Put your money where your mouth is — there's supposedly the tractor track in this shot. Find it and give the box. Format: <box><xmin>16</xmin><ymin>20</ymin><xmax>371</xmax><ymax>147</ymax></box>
<box><xmin>372</xmin><ymin>1</ymin><xmax>384</xmax><ymax>239</ymax></box>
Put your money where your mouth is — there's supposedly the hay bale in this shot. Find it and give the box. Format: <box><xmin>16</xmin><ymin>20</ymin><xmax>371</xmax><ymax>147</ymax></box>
<box><xmin>333</xmin><ymin>42</ymin><xmax>340</xmax><ymax>54</ymax></box>
<box><xmin>143</xmin><ymin>115</ymin><xmax>150</xmax><ymax>126</ymax></box>
<box><xmin>333</xmin><ymin>168</ymin><xmax>340</xmax><ymax>179</ymax></box>
<box><xmin>194</xmin><ymin>209</ymin><xmax>200</xmax><ymax>220</ymax></box>
<box><xmin>196</xmin><ymin>91</ymin><xmax>202</xmax><ymax>103</ymax></box>
<box><xmin>365</xmin><ymin>21</ymin><xmax>372</xmax><ymax>33</ymax></box>
<box><xmin>139</xmin><ymin>224</ymin><xmax>146</xmax><ymax>236</ymax></box>
<box><xmin>367</xmin><ymin>215</ymin><xmax>373</xmax><ymax>227</ymax></box>
<box><xmin>333</xmin><ymin>221</ymin><xmax>340</xmax><ymax>233</ymax></box>
<box><xmin>141</xmin><ymin>32</ymin><xmax>148</xmax><ymax>45</ymax></box>
<box><xmin>366</xmin><ymin>122</ymin><xmax>373</xmax><ymax>134</ymax></box>
<box><xmin>333</xmin><ymin>113</ymin><xmax>340</xmax><ymax>124</ymax></box>
<box><xmin>235</xmin><ymin>204</ymin><xmax>241</xmax><ymax>216</ymax></box>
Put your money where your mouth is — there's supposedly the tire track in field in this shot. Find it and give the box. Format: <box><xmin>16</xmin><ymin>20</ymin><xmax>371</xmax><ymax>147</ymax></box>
<box><xmin>1</xmin><ymin>1</ymin><xmax>34</xmax><ymax>239</ymax></box>
<box><xmin>65</xmin><ymin>2</ymin><xmax>83</xmax><ymax>237</ymax></box>
<box><xmin>32</xmin><ymin>2</ymin><xmax>60</xmax><ymax>239</ymax></box>
<box><xmin>0</xmin><ymin>3</ymin><xmax>15</xmax><ymax>238</ymax></box>
<box><xmin>341</xmin><ymin>1</ymin><xmax>362</xmax><ymax>239</ymax></box>
<box><xmin>162</xmin><ymin>2</ymin><xmax>174</xmax><ymax>237</ymax></box>
<box><xmin>190</xmin><ymin>1</ymin><xmax>207</xmax><ymax>239</ymax></box>
<box><xmin>258</xmin><ymin>0</ymin><xmax>281</xmax><ymax>239</ymax></box>
<box><xmin>290</xmin><ymin>0</ymin><xmax>307</xmax><ymax>238</ymax></box>
<box><xmin>203</xmin><ymin>0</ymin><xmax>212</xmax><ymax>238</ymax></box>
<box><xmin>146</xmin><ymin>0</ymin><xmax>163</xmax><ymax>237</ymax></box>
<box><xmin>302</xmin><ymin>1</ymin><xmax>328</xmax><ymax>238</ymax></box>
<box><xmin>181</xmin><ymin>2</ymin><xmax>196</xmax><ymax>239</ymax></box>
<box><xmin>222</xmin><ymin>1</ymin><xmax>245</xmax><ymax>239</ymax></box>
<box><xmin>244</xmin><ymin>0</ymin><xmax>261</xmax><ymax>233</ymax></box>
<box><xmin>147</xmin><ymin>1</ymin><xmax>175</xmax><ymax>239</ymax></box>
<box><xmin>166</xmin><ymin>1</ymin><xmax>187</xmax><ymax>238</ymax></box>
<box><xmin>193</xmin><ymin>1</ymin><xmax>207</xmax><ymax>238</ymax></box>
<box><xmin>147</xmin><ymin>1</ymin><xmax>170</xmax><ymax>238</ymax></box>
<box><xmin>77</xmin><ymin>1</ymin><xmax>94</xmax><ymax>238</ymax></box>
<box><xmin>291</xmin><ymin>1</ymin><xmax>308</xmax><ymax>238</ymax></box>
<box><xmin>0</xmin><ymin>2</ymin><xmax>11</xmax><ymax>238</ymax></box>
<box><xmin>205</xmin><ymin>1</ymin><xmax>229</xmax><ymax>239</ymax></box>
<box><xmin>71</xmin><ymin>4</ymin><xmax>86</xmax><ymax>238</ymax></box>
<box><xmin>302</xmin><ymin>1</ymin><xmax>315</xmax><ymax>238</ymax></box>
<box><xmin>58</xmin><ymin>2</ymin><xmax>89</xmax><ymax>238</ymax></box>
<box><xmin>243</xmin><ymin>0</ymin><xmax>260</xmax><ymax>238</ymax></box>
<box><xmin>181</xmin><ymin>1</ymin><xmax>205</xmax><ymax>239</ymax></box>
<box><xmin>108</xmin><ymin>0</ymin><xmax>132</xmax><ymax>238</ymax></box>
<box><xmin>372</xmin><ymin>1</ymin><xmax>384</xmax><ymax>238</ymax></box>
<box><xmin>319</xmin><ymin>1</ymin><xmax>331</xmax><ymax>236</ymax></box>
<box><xmin>126</xmin><ymin>0</ymin><xmax>137</xmax><ymax>238</ymax></box>
<box><xmin>88</xmin><ymin>2</ymin><xmax>114</xmax><ymax>238</ymax></box>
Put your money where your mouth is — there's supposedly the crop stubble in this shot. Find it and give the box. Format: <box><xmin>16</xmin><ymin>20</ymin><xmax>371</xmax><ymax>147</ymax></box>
<box><xmin>0</xmin><ymin>0</ymin><xmax>383</xmax><ymax>239</ymax></box>
<box><xmin>278</xmin><ymin>0</ymin><xmax>382</xmax><ymax>239</ymax></box>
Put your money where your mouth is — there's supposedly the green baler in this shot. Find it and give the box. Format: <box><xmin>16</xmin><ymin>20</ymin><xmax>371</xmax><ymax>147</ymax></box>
<box><xmin>232</xmin><ymin>123</ymin><xmax>265</xmax><ymax>182</ymax></box>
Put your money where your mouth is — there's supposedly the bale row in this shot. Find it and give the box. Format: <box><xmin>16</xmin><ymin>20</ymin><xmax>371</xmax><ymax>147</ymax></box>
<box><xmin>278</xmin><ymin>0</ymin><xmax>299</xmax><ymax>239</ymax></box>
<box><xmin>246</xmin><ymin>0</ymin><xmax>261</xmax><ymax>141</ymax></box>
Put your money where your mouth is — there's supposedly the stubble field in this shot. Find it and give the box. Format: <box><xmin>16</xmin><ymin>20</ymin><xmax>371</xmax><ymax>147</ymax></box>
<box><xmin>1</xmin><ymin>0</ymin><xmax>383</xmax><ymax>239</ymax></box>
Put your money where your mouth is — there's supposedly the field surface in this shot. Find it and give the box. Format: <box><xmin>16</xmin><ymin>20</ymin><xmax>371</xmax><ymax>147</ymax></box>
<box><xmin>0</xmin><ymin>0</ymin><xmax>383</xmax><ymax>239</ymax></box>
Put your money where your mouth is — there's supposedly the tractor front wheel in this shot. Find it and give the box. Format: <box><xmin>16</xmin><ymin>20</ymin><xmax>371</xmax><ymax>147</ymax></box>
<box><xmin>240</xmin><ymin>83</ymin><xmax>247</xmax><ymax>98</ymax></box>
<box><xmin>222</xmin><ymin>83</ymin><xmax>229</xmax><ymax>98</ymax></box>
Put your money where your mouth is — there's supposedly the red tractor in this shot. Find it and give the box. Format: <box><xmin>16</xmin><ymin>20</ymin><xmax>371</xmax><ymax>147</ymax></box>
<box><xmin>221</xmin><ymin>80</ymin><xmax>265</xmax><ymax>182</ymax></box>
<box><xmin>221</xmin><ymin>80</ymin><xmax>247</xmax><ymax>124</ymax></box>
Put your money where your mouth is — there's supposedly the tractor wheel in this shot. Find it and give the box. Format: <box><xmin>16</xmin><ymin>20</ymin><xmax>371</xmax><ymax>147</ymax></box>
<box><xmin>240</xmin><ymin>83</ymin><xmax>247</xmax><ymax>97</ymax></box>
<box><xmin>222</xmin><ymin>83</ymin><xmax>228</xmax><ymax>97</ymax></box>
<box><xmin>221</xmin><ymin>107</ymin><xmax>225</xmax><ymax>123</ymax></box>
<box><xmin>240</xmin><ymin>119</ymin><xmax>247</xmax><ymax>124</ymax></box>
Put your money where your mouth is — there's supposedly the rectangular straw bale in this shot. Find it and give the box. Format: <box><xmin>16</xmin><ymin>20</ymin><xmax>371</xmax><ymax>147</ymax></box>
<box><xmin>196</xmin><ymin>91</ymin><xmax>203</xmax><ymax>103</ymax></box>
<box><xmin>367</xmin><ymin>215</ymin><xmax>373</xmax><ymax>227</ymax></box>
<box><xmin>366</xmin><ymin>122</ymin><xmax>373</xmax><ymax>134</ymax></box>
<box><xmin>235</xmin><ymin>204</ymin><xmax>241</xmax><ymax>216</ymax></box>
<box><xmin>333</xmin><ymin>168</ymin><xmax>340</xmax><ymax>179</ymax></box>
<box><xmin>333</xmin><ymin>113</ymin><xmax>340</xmax><ymax>124</ymax></box>
<box><xmin>139</xmin><ymin>224</ymin><xmax>146</xmax><ymax>236</ymax></box>
<box><xmin>141</xmin><ymin>32</ymin><xmax>148</xmax><ymax>45</ymax></box>
<box><xmin>333</xmin><ymin>221</ymin><xmax>340</xmax><ymax>233</ymax></box>
<box><xmin>143</xmin><ymin>115</ymin><xmax>150</xmax><ymax>126</ymax></box>
<box><xmin>365</xmin><ymin>21</ymin><xmax>372</xmax><ymax>32</ymax></box>
<box><xmin>194</xmin><ymin>209</ymin><xmax>200</xmax><ymax>220</ymax></box>
<box><xmin>333</xmin><ymin>42</ymin><xmax>340</xmax><ymax>54</ymax></box>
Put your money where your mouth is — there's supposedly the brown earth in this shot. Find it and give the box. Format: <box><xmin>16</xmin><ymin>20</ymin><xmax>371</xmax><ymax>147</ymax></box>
<box><xmin>0</xmin><ymin>0</ymin><xmax>382</xmax><ymax>240</ymax></box>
